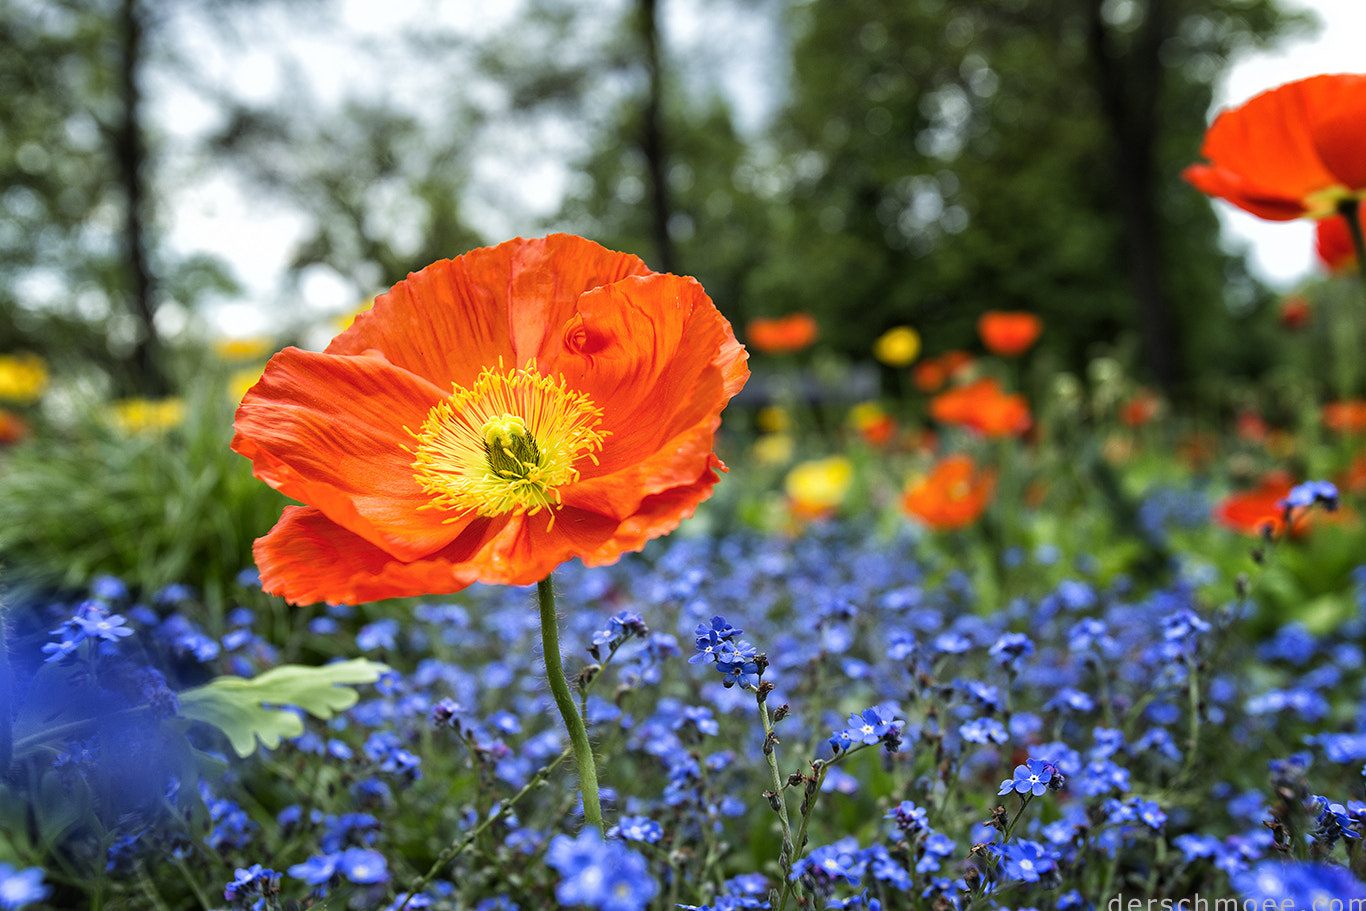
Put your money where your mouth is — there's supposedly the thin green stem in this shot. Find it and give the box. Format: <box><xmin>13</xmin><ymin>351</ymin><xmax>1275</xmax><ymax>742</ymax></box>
<box><xmin>538</xmin><ymin>575</ymin><xmax>603</xmax><ymax>834</ymax></box>
<box><xmin>1341</xmin><ymin>199</ymin><xmax>1366</xmax><ymax>288</ymax></box>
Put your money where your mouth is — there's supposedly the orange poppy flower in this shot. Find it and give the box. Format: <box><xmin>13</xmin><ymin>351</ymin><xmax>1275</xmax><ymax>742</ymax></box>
<box><xmin>0</xmin><ymin>407</ymin><xmax>28</xmax><ymax>445</ymax></box>
<box><xmin>977</xmin><ymin>311</ymin><xmax>1042</xmax><ymax>357</ymax></box>
<box><xmin>1324</xmin><ymin>399</ymin><xmax>1366</xmax><ymax>435</ymax></box>
<box><xmin>1316</xmin><ymin>202</ymin><xmax>1360</xmax><ymax>273</ymax></box>
<box><xmin>232</xmin><ymin>234</ymin><xmax>750</xmax><ymax>605</ymax></box>
<box><xmin>902</xmin><ymin>454</ymin><xmax>995</xmax><ymax>530</ymax></box>
<box><xmin>849</xmin><ymin>401</ymin><xmax>896</xmax><ymax>447</ymax></box>
<box><xmin>912</xmin><ymin>351</ymin><xmax>973</xmax><ymax>393</ymax></box>
<box><xmin>1277</xmin><ymin>295</ymin><xmax>1311</xmax><ymax>330</ymax></box>
<box><xmin>1119</xmin><ymin>389</ymin><xmax>1162</xmax><ymax>427</ymax></box>
<box><xmin>745</xmin><ymin>313</ymin><xmax>819</xmax><ymax>354</ymax></box>
<box><xmin>1213</xmin><ymin>471</ymin><xmax>1314</xmax><ymax>538</ymax></box>
<box><xmin>929</xmin><ymin>377</ymin><xmax>1031</xmax><ymax>437</ymax></box>
<box><xmin>1183</xmin><ymin>74</ymin><xmax>1366</xmax><ymax>221</ymax></box>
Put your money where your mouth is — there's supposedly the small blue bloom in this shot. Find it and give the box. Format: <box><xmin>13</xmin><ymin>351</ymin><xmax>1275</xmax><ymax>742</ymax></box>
<box><xmin>999</xmin><ymin>759</ymin><xmax>1056</xmax><ymax>797</ymax></box>
<box><xmin>609</xmin><ymin>815</ymin><xmax>664</xmax><ymax>844</ymax></box>
<box><xmin>0</xmin><ymin>864</ymin><xmax>50</xmax><ymax>909</ymax></box>
<box><xmin>1281</xmin><ymin>480</ymin><xmax>1339</xmax><ymax>512</ymax></box>
<box><xmin>337</xmin><ymin>847</ymin><xmax>389</xmax><ymax>884</ymax></box>
<box><xmin>992</xmin><ymin>840</ymin><xmax>1056</xmax><ymax>883</ymax></box>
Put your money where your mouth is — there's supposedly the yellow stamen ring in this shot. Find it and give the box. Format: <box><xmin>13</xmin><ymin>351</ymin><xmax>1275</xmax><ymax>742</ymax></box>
<box><xmin>410</xmin><ymin>362</ymin><xmax>606</xmax><ymax>526</ymax></box>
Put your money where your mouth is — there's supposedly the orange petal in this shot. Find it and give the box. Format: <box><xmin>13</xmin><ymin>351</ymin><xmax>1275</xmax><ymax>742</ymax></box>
<box><xmin>1198</xmin><ymin>77</ymin><xmax>1343</xmax><ymax>207</ymax></box>
<box><xmin>1308</xmin><ymin>74</ymin><xmax>1366</xmax><ymax>192</ymax></box>
<box><xmin>232</xmin><ymin>347</ymin><xmax>472</xmax><ymax>562</ymax></box>
<box><xmin>326</xmin><ymin>235</ymin><xmax>652</xmax><ymax>391</ymax></box>
<box><xmin>254</xmin><ymin>506</ymin><xmax>506</xmax><ymax>604</ymax></box>
<box><xmin>1181</xmin><ymin>164</ymin><xmax>1308</xmax><ymax>221</ymax></box>
<box><xmin>537</xmin><ymin>273</ymin><xmax>746</xmax><ymax>517</ymax></box>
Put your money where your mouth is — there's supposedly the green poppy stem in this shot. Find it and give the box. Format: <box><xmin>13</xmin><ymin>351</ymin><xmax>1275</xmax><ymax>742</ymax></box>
<box><xmin>537</xmin><ymin>574</ymin><xmax>604</xmax><ymax>834</ymax></box>
<box><xmin>1342</xmin><ymin>199</ymin><xmax>1366</xmax><ymax>290</ymax></box>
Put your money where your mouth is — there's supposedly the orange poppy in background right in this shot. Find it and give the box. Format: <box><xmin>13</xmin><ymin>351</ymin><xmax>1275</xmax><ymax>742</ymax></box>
<box><xmin>902</xmin><ymin>454</ymin><xmax>995</xmax><ymax>530</ymax></box>
<box><xmin>1183</xmin><ymin>73</ymin><xmax>1366</xmax><ymax>221</ymax></box>
<box><xmin>746</xmin><ymin>313</ymin><xmax>819</xmax><ymax>355</ymax></box>
<box><xmin>977</xmin><ymin>311</ymin><xmax>1042</xmax><ymax>357</ymax></box>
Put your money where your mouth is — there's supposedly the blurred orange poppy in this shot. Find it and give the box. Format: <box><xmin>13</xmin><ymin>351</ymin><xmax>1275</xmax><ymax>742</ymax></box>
<box><xmin>1277</xmin><ymin>295</ymin><xmax>1311</xmax><ymax>330</ymax></box>
<box><xmin>746</xmin><ymin>313</ymin><xmax>819</xmax><ymax>354</ymax></box>
<box><xmin>1183</xmin><ymin>74</ymin><xmax>1366</xmax><ymax>221</ymax></box>
<box><xmin>233</xmin><ymin>234</ymin><xmax>749</xmax><ymax>605</ymax></box>
<box><xmin>912</xmin><ymin>351</ymin><xmax>973</xmax><ymax>393</ymax></box>
<box><xmin>902</xmin><ymin>454</ymin><xmax>995</xmax><ymax>530</ymax></box>
<box><xmin>849</xmin><ymin>401</ymin><xmax>896</xmax><ymax>447</ymax></box>
<box><xmin>1214</xmin><ymin>472</ymin><xmax>1298</xmax><ymax>538</ymax></box>
<box><xmin>929</xmin><ymin>377</ymin><xmax>1031</xmax><ymax>437</ymax></box>
<box><xmin>1317</xmin><ymin>202</ymin><xmax>1360</xmax><ymax>273</ymax></box>
<box><xmin>0</xmin><ymin>407</ymin><xmax>28</xmax><ymax>445</ymax></box>
<box><xmin>1324</xmin><ymin>399</ymin><xmax>1366</xmax><ymax>435</ymax></box>
<box><xmin>1119</xmin><ymin>389</ymin><xmax>1162</xmax><ymax>427</ymax></box>
<box><xmin>977</xmin><ymin>311</ymin><xmax>1042</xmax><ymax>357</ymax></box>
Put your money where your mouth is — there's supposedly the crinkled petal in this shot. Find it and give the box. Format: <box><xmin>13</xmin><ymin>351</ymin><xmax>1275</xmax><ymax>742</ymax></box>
<box><xmin>232</xmin><ymin>347</ymin><xmax>473</xmax><ymax>561</ymax></box>
<box><xmin>254</xmin><ymin>506</ymin><xmax>505</xmax><ymax>605</ymax></box>
<box><xmin>540</xmin><ymin>272</ymin><xmax>747</xmax><ymax>517</ymax></box>
<box><xmin>326</xmin><ymin>235</ymin><xmax>652</xmax><ymax>391</ymax></box>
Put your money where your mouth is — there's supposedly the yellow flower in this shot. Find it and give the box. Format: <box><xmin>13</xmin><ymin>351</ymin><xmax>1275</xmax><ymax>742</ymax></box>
<box><xmin>756</xmin><ymin>405</ymin><xmax>791</xmax><ymax>434</ymax></box>
<box><xmin>108</xmin><ymin>398</ymin><xmax>186</xmax><ymax>435</ymax></box>
<box><xmin>213</xmin><ymin>335</ymin><xmax>274</xmax><ymax>362</ymax></box>
<box><xmin>0</xmin><ymin>352</ymin><xmax>49</xmax><ymax>404</ymax></box>
<box><xmin>751</xmin><ymin>433</ymin><xmax>795</xmax><ymax>467</ymax></box>
<box><xmin>334</xmin><ymin>297</ymin><xmax>377</xmax><ymax>333</ymax></box>
<box><xmin>784</xmin><ymin>455</ymin><xmax>854</xmax><ymax>517</ymax></box>
<box><xmin>228</xmin><ymin>364</ymin><xmax>268</xmax><ymax>404</ymax></box>
<box><xmin>873</xmin><ymin>326</ymin><xmax>921</xmax><ymax>367</ymax></box>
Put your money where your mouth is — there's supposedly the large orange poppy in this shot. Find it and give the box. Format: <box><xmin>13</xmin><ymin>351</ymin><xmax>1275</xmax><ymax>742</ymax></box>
<box><xmin>977</xmin><ymin>311</ymin><xmax>1042</xmax><ymax>357</ymax></box>
<box><xmin>1183</xmin><ymin>74</ymin><xmax>1366</xmax><ymax>221</ymax></box>
<box><xmin>929</xmin><ymin>377</ymin><xmax>1031</xmax><ymax>437</ymax></box>
<box><xmin>233</xmin><ymin>235</ymin><xmax>749</xmax><ymax>604</ymax></box>
<box><xmin>745</xmin><ymin>313</ymin><xmax>819</xmax><ymax>354</ymax></box>
<box><xmin>902</xmin><ymin>454</ymin><xmax>995</xmax><ymax>530</ymax></box>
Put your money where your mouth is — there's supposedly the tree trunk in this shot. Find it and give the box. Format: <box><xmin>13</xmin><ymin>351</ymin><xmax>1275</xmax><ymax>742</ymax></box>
<box><xmin>117</xmin><ymin>0</ymin><xmax>168</xmax><ymax>396</ymax></box>
<box><xmin>638</xmin><ymin>0</ymin><xmax>676</xmax><ymax>274</ymax></box>
<box><xmin>1086</xmin><ymin>0</ymin><xmax>1182</xmax><ymax>393</ymax></box>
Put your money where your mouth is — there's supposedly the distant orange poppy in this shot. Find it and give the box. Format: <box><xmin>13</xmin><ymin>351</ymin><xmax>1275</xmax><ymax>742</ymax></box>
<box><xmin>929</xmin><ymin>377</ymin><xmax>1031</xmax><ymax>437</ymax></box>
<box><xmin>849</xmin><ymin>401</ymin><xmax>896</xmax><ymax>447</ymax></box>
<box><xmin>1277</xmin><ymin>295</ymin><xmax>1311</xmax><ymax>330</ymax></box>
<box><xmin>902</xmin><ymin>454</ymin><xmax>995</xmax><ymax>530</ymax></box>
<box><xmin>1316</xmin><ymin>202</ymin><xmax>1360</xmax><ymax>273</ymax></box>
<box><xmin>1214</xmin><ymin>472</ymin><xmax>1298</xmax><ymax>538</ymax></box>
<box><xmin>1119</xmin><ymin>390</ymin><xmax>1162</xmax><ymax>427</ymax></box>
<box><xmin>0</xmin><ymin>407</ymin><xmax>28</xmax><ymax>445</ymax></box>
<box><xmin>1183</xmin><ymin>74</ymin><xmax>1366</xmax><ymax>221</ymax></box>
<box><xmin>746</xmin><ymin>313</ymin><xmax>819</xmax><ymax>354</ymax></box>
<box><xmin>977</xmin><ymin>311</ymin><xmax>1042</xmax><ymax>357</ymax></box>
<box><xmin>912</xmin><ymin>351</ymin><xmax>973</xmax><ymax>393</ymax></box>
<box><xmin>1324</xmin><ymin>400</ymin><xmax>1366</xmax><ymax>435</ymax></box>
<box><xmin>233</xmin><ymin>235</ymin><xmax>749</xmax><ymax>605</ymax></box>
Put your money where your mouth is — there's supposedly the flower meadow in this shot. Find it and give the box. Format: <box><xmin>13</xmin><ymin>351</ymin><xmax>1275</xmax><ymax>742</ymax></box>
<box><xmin>3</xmin><ymin>73</ymin><xmax>1366</xmax><ymax>911</ymax></box>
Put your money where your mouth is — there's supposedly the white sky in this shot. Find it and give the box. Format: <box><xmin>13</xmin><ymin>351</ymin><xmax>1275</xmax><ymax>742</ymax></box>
<box><xmin>1210</xmin><ymin>0</ymin><xmax>1364</xmax><ymax>288</ymax></box>
<box><xmin>168</xmin><ymin>0</ymin><xmax>1360</xmax><ymax>336</ymax></box>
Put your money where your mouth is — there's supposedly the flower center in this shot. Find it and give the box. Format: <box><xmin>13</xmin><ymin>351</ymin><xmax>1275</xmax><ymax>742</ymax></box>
<box><xmin>410</xmin><ymin>362</ymin><xmax>606</xmax><ymax>525</ymax></box>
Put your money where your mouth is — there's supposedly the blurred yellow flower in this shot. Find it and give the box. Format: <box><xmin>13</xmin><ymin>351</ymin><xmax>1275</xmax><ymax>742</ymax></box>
<box><xmin>873</xmin><ymin>326</ymin><xmax>921</xmax><ymax>367</ymax></box>
<box><xmin>213</xmin><ymin>335</ymin><xmax>274</xmax><ymax>362</ymax></box>
<box><xmin>108</xmin><ymin>398</ymin><xmax>186</xmax><ymax>435</ymax></box>
<box><xmin>784</xmin><ymin>455</ymin><xmax>854</xmax><ymax>517</ymax></box>
<box><xmin>334</xmin><ymin>296</ymin><xmax>376</xmax><ymax>333</ymax></box>
<box><xmin>751</xmin><ymin>433</ymin><xmax>795</xmax><ymax>467</ymax></box>
<box><xmin>756</xmin><ymin>405</ymin><xmax>791</xmax><ymax>434</ymax></box>
<box><xmin>228</xmin><ymin>364</ymin><xmax>267</xmax><ymax>404</ymax></box>
<box><xmin>0</xmin><ymin>352</ymin><xmax>49</xmax><ymax>404</ymax></box>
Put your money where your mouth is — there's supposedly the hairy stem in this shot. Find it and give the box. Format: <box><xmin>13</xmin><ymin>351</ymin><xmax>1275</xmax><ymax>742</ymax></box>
<box><xmin>538</xmin><ymin>575</ymin><xmax>603</xmax><ymax>834</ymax></box>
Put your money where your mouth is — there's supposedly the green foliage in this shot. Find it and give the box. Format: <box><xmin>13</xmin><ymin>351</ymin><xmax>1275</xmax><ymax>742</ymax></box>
<box><xmin>178</xmin><ymin>658</ymin><xmax>390</xmax><ymax>757</ymax></box>
<box><xmin>0</xmin><ymin>362</ymin><xmax>286</xmax><ymax>608</ymax></box>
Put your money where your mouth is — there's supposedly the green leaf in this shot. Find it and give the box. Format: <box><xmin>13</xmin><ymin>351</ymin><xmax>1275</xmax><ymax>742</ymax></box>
<box><xmin>178</xmin><ymin>659</ymin><xmax>389</xmax><ymax>758</ymax></box>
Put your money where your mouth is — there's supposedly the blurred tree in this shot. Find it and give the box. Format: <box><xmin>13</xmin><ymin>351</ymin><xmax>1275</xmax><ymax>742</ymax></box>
<box><xmin>745</xmin><ymin>0</ymin><xmax>1309</xmax><ymax>393</ymax></box>
<box><xmin>0</xmin><ymin>0</ymin><xmax>265</xmax><ymax>394</ymax></box>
